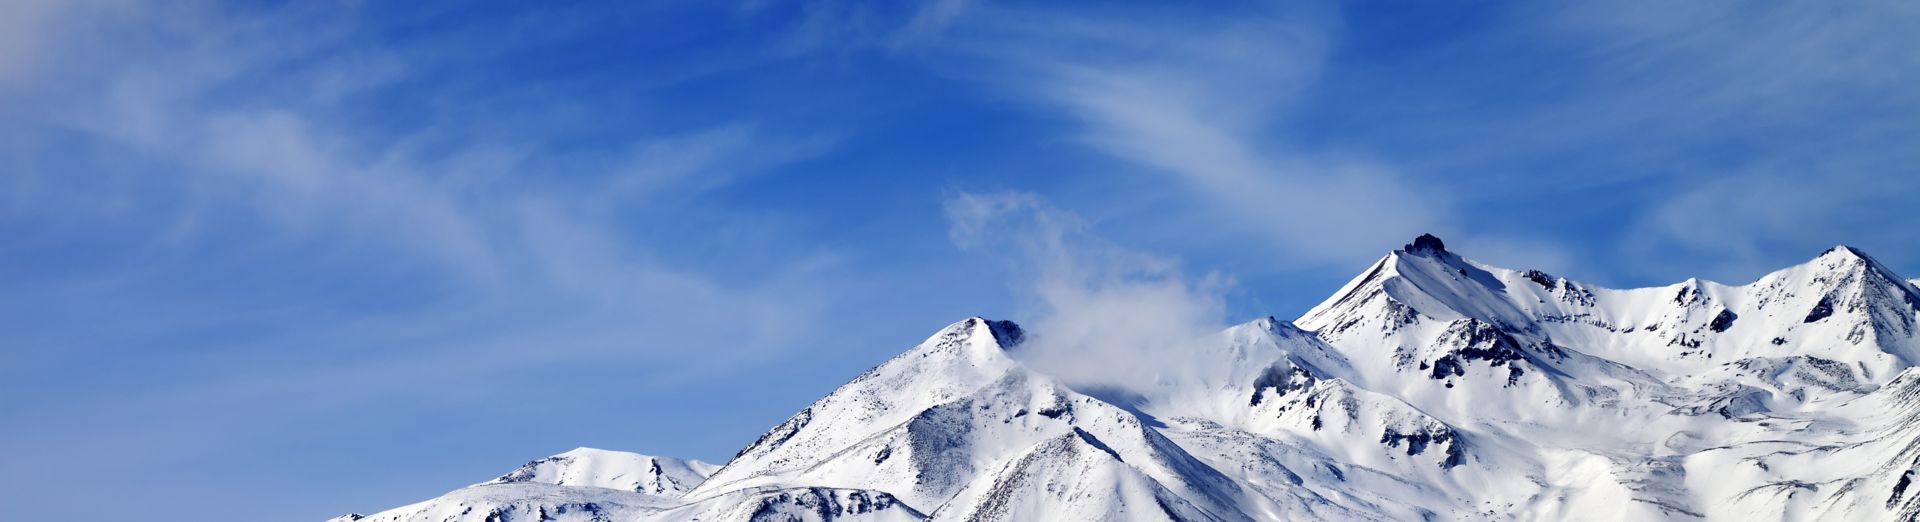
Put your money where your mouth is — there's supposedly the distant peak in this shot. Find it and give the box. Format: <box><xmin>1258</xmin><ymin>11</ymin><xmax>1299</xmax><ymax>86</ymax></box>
<box><xmin>1790</xmin><ymin>245</ymin><xmax>1920</xmax><ymax>308</ymax></box>
<box><xmin>1808</xmin><ymin>245</ymin><xmax>1907</xmax><ymax>282</ymax></box>
<box><xmin>1817</xmin><ymin>245</ymin><xmax>1870</xmax><ymax>261</ymax></box>
<box><xmin>962</xmin><ymin>316</ymin><xmax>1025</xmax><ymax>349</ymax></box>
<box><xmin>556</xmin><ymin>447</ymin><xmax>656</xmax><ymax>460</ymax></box>
<box><xmin>1403</xmin><ymin>234</ymin><xmax>1447</xmax><ymax>255</ymax></box>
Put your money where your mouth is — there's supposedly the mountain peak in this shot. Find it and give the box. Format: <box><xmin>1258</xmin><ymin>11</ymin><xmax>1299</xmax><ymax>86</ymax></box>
<box><xmin>929</xmin><ymin>317</ymin><xmax>1026</xmax><ymax>355</ymax></box>
<box><xmin>1804</xmin><ymin>245</ymin><xmax>1916</xmax><ymax>292</ymax></box>
<box><xmin>1818</xmin><ymin>244</ymin><xmax>1869</xmax><ymax>260</ymax></box>
<box><xmin>978</xmin><ymin>317</ymin><xmax>1026</xmax><ymax>348</ymax></box>
<box><xmin>1402</xmin><ymin>234</ymin><xmax>1448</xmax><ymax>255</ymax></box>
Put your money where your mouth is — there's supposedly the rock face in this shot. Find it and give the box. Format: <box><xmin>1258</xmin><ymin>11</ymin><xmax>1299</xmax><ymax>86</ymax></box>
<box><xmin>334</xmin><ymin>237</ymin><xmax>1920</xmax><ymax>521</ymax></box>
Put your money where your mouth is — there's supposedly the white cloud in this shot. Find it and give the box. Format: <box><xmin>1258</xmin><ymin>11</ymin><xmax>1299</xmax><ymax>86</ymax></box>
<box><xmin>916</xmin><ymin>0</ymin><xmax>1918</xmax><ymax>283</ymax></box>
<box><xmin>0</xmin><ymin>0</ymin><xmax>60</xmax><ymax>87</ymax></box>
<box><xmin>1521</xmin><ymin>0</ymin><xmax>1920</xmax><ymax>280</ymax></box>
<box><xmin>892</xmin><ymin>0</ymin><xmax>973</xmax><ymax>47</ymax></box>
<box><xmin>1</xmin><ymin>0</ymin><xmax>856</xmax><ymax>480</ymax></box>
<box><xmin>9</xmin><ymin>1</ymin><xmax>842</xmax><ymax>317</ymax></box>
<box><xmin>931</xmin><ymin>5</ymin><xmax>1445</xmax><ymax>266</ymax></box>
<box><xmin>945</xmin><ymin>190</ymin><xmax>1234</xmax><ymax>390</ymax></box>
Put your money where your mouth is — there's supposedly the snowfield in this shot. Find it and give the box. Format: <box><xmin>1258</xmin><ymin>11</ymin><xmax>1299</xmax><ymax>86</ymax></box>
<box><xmin>334</xmin><ymin>235</ymin><xmax>1920</xmax><ymax>521</ymax></box>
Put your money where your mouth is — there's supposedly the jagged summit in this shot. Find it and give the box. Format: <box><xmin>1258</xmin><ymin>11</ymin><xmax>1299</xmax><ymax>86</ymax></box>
<box><xmin>1806</xmin><ymin>245</ymin><xmax>1920</xmax><ymax>300</ymax></box>
<box><xmin>339</xmin><ymin>237</ymin><xmax>1920</xmax><ymax>522</ymax></box>
<box><xmin>980</xmin><ymin>317</ymin><xmax>1025</xmax><ymax>348</ymax></box>
<box><xmin>1820</xmin><ymin>244</ymin><xmax>1873</xmax><ymax>260</ymax></box>
<box><xmin>1811</xmin><ymin>244</ymin><xmax>1902</xmax><ymax>277</ymax></box>
<box><xmin>1402</xmin><ymin>233</ymin><xmax>1447</xmax><ymax>255</ymax></box>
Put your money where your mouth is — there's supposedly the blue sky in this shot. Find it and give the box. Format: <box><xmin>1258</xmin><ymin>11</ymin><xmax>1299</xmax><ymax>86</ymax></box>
<box><xmin>2</xmin><ymin>1</ymin><xmax>1916</xmax><ymax>519</ymax></box>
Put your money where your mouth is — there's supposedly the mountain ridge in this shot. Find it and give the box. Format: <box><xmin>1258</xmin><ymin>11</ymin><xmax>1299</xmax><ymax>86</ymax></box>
<box><xmin>333</xmin><ymin>236</ymin><xmax>1920</xmax><ymax>521</ymax></box>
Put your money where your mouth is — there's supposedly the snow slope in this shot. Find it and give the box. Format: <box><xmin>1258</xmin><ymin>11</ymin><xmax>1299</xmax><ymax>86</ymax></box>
<box><xmin>328</xmin><ymin>448</ymin><xmax>917</xmax><ymax>522</ymax></box>
<box><xmin>335</xmin><ymin>235</ymin><xmax>1920</xmax><ymax>521</ymax></box>
<box><xmin>485</xmin><ymin>448</ymin><xmax>717</xmax><ymax>496</ymax></box>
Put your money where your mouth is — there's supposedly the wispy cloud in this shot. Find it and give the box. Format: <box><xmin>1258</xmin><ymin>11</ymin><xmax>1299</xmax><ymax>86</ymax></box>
<box><xmin>1289</xmin><ymin>0</ymin><xmax>1920</xmax><ymax>282</ymax></box>
<box><xmin>917</xmin><ymin>4</ymin><xmax>1449</xmax><ymax>267</ymax></box>
<box><xmin>1539</xmin><ymin>0</ymin><xmax>1920</xmax><ymax>280</ymax></box>
<box><xmin>909</xmin><ymin>0</ymin><xmax>1918</xmax><ymax>284</ymax></box>
<box><xmin>10</xmin><ymin>1</ymin><xmax>840</xmax><ymax>334</ymax></box>
<box><xmin>1</xmin><ymin>4</ymin><xmax>860</xmax><ymax>518</ymax></box>
<box><xmin>945</xmin><ymin>190</ymin><xmax>1233</xmax><ymax>390</ymax></box>
<box><xmin>0</xmin><ymin>0</ymin><xmax>64</xmax><ymax>88</ymax></box>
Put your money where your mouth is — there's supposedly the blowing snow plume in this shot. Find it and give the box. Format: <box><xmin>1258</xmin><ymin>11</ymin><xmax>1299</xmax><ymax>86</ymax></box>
<box><xmin>943</xmin><ymin>191</ymin><xmax>1237</xmax><ymax>392</ymax></box>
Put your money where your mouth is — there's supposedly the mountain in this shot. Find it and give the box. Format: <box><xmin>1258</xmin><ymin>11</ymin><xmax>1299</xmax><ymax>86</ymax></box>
<box><xmin>333</xmin><ymin>235</ymin><xmax>1920</xmax><ymax>521</ymax></box>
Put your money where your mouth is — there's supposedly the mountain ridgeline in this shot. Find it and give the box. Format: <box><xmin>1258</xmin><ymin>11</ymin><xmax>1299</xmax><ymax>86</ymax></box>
<box><xmin>334</xmin><ymin>235</ymin><xmax>1920</xmax><ymax>521</ymax></box>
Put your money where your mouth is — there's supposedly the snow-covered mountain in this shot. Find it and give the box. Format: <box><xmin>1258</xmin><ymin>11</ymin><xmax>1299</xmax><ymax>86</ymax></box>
<box><xmin>333</xmin><ymin>235</ymin><xmax>1920</xmax><ymax>521</ymax></box>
